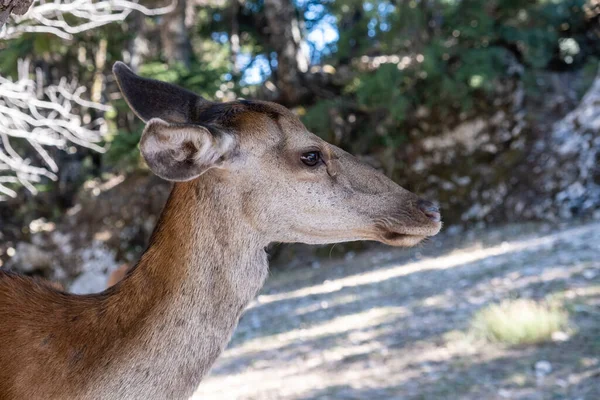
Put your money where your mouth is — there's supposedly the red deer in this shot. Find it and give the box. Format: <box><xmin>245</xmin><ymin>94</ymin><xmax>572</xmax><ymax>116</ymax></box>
<box><xmin>0</xmin><ymin>62</ymin><xmax>442</xmax><ymax>399</ymax></box>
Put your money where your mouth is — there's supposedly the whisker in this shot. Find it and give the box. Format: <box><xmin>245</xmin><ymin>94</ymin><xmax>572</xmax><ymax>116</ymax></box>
<box><xmin>329</xmin><ymin>243</ymin><xmax>338</xmax><ymax>259</ymax></box>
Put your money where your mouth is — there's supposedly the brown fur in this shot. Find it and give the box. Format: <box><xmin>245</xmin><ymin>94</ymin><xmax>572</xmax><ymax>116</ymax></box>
<box><xmin>0</xmin><ymin>183</ymin><xmax>195</xmax><ymax>398</ymax></box>
<box><xmin>0</xmin><ymin>63</ymin><xmax>442</xmax><ymax>399</ymax></box>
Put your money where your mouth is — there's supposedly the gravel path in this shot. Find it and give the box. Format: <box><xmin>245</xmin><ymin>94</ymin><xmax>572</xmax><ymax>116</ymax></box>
<box><xmin>193</xmin><ymin>222</ymin><xmax>600</xmax><ymax>400</ymax></box>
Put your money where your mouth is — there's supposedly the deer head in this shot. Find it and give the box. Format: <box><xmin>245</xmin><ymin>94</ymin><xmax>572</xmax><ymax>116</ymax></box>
<box><xmin>113</xmin><ymin>62</ymin><xmax>441</xmax><ymax>248</ymax></box>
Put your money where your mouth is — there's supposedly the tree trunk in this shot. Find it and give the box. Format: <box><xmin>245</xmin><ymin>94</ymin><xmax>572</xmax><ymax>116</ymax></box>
<box><xmin>160</xmin><ymin>0</ymin><xmax>193</xmax><ymax>68</ymax></box>
<box><xmin>125</xmin><ymin>11</ymin><xmax>151</xmax><ymax>72</ymax></box>
<box><xmin>230</xmin><ymin>0</ymin><xmax>241</xmax><ymax>79</ymax></box>
<box><xmin>262</xmin><ymin>0</ymin><xmax>310</xmax><ymax>105</ymax></box>
<box><xmin>0</xmin><ymin>0</ymin><xmax>34</xmax><ymax>27</ymax></box>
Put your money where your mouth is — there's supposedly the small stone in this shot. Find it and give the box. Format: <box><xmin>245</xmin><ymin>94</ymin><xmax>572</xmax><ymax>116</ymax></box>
<box><xmin>551</xmin><ymin>331</ymin><xmax>570</xmax><ymax>342</ymax></box>
<box><xmin>8</xmin><ymin>242</ymin><xmax>52</xmax><ymax>272</ymax></box>
<box><xmin>582</xmin><ymin>269</ymin><xmax>597</xmax><ymax>280</ymax></box>
<box><xmin>580</xmin><ymin>357</ymin><xmax>599</xmax><ymax>367</ymax></box>
<box><xmin>250</xmin><ymin>315</ymin><xmax>261</xmax><ymax>329</ymax></box>
<box><xmin>556</xmin><ymin>379</ymin><xmax>568</xmax><ymax>388</ymax></box>
<box><xmin>446</xmin><ymin>225</ymin><xmax>463</xmax><ymax>236</ymax></box>
<box><xmin>69</xmin><ymin>271</ymin><xmax>108</xmax><ymax>294</ymax></box>
<box><xmin>6</xmin><ymin>247</ymin><xmax>15</xmax><ymax>257</ymax></box>
<box><xmin>535</xmin><ymin>360</ymin><xmax>552</xmax><ymax>377</ymax></box>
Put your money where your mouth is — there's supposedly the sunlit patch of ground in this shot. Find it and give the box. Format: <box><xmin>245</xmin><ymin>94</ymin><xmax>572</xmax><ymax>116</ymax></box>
<box><xmin>193</xmin><ymin>222</ymin><xmax>600</xmax><ymax>400</ymax></box>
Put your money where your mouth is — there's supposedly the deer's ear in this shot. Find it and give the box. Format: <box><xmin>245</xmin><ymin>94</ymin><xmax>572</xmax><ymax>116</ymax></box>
<box><xmin>113</xmin><ymin>62</ymin><xmax>211</xmax><ymax>124</ymax></box>
<box><xmin>140</xmin><ymin>119</ymin><xmax>236</xmax><ymax>181</ymax></box>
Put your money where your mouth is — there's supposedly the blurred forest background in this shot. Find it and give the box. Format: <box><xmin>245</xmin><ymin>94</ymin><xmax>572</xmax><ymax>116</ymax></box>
<box><xmin>1</xmin><ymin>1</ymin><xmax>600</xmax><ymax>398</ymax></box>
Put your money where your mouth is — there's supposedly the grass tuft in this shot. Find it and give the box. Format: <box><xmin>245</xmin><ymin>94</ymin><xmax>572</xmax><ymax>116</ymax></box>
<box><xmin>471</xmin><ymin>299</ymin><xmax>569</xmax><ymax>345</ymax></box>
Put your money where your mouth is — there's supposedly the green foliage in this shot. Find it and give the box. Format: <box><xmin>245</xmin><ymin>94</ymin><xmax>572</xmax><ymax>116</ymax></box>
<box><xmin>578</xmin><ymin>57</ymin><xmax>600</xmax><ymax>97</ymax></box>
<box><xmin>139</xmin><ymin>62</ymin><xmax>184</xmax><ymax>83</ymax></box>
<box><xmin>303</xmin><ymin>0</ymin><xmax>596</xmax><ymax>150</ymax></box>
<box><xmin>104</xmin><ymin>128</ymin><xmax>143</xmax><ymax>171</ymax></box>
<box><xmin>471</xmin><ymin>299</ymin><xmax>569</xmax><ymax>345</ymax></box>
<box><xmin>356</xmin><ymin>64</ymin><xmax>410</xmax><ymax>122</ymax></box>
<box><xmin>0</xmin><ymin>37</ymin><xmax>33</xmax><ymax>77</ymax></box>
<box><xmin>301</xmin><ymin>99</ymin><xmax>337</xmax><ymax>138</ymax></box>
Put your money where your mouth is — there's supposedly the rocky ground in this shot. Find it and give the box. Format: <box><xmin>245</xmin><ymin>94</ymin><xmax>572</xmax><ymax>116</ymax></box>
<box><xmin>194</xmin><ymin>221</ymin><xmax>600</xmax><ymax>400</ymax></box>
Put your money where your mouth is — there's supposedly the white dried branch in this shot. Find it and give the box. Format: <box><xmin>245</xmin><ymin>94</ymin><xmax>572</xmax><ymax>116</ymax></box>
<box><xmin>0</xmin><ymin>59</ymin><xmax>109</xmax><ymax>199</ymax></box>
<box><xmin>1</xmin><ymin>0</ymin><xmax>176</xmax><ymax>40</ymax></box>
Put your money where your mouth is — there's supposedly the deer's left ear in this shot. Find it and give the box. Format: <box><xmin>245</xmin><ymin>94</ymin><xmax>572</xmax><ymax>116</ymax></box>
<box><xmin>140</xmin><ymin>119</ymin><xmax>236</xmax><ymax>182</ymax></box>
<box><xmin>113</xmin><ymin>61</ymin><xmax>211</xmax><ymax>124</ymax></box>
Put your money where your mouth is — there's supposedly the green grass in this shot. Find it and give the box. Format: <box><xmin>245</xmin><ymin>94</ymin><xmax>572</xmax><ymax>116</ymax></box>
<box><xmin>471</xmin><ymin>299</ymin><xmax>569</xmax><ymax>346</ymax></box>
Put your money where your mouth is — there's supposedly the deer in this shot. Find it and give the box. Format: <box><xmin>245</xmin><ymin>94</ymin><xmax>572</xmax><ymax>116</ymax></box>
<box><xmin>0</xmin><ymin>62</ymin><xmax>442</xmax><ymax>400</ymax></box>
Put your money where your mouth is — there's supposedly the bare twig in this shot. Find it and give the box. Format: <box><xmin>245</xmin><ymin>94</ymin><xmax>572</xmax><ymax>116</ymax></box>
<box><xmin>1</xmin><ymin>0</ymin><xmax>177</xmax><ymax>40</ymax></box>
<box><xmin>0</xmin><ymin>59</ymin><xmax>109</xmax><ymax>200</ymax></box>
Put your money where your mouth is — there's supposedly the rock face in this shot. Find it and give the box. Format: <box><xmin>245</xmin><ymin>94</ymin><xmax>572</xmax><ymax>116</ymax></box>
<box><xmin>6</xmin><ymin>229</ymin><xmax>121</xmax><ymax>294</ymax></box>
<box><xmin>540</xmin><ymin>72</ymin><xmax>600</xmax><ymax>219</ymax></box>
<box><xmin>4</xmin><ymin>172</ymin><xmax>170</xmax><ymax>293</ymax></box>
<box><xmin>9</xmin><ymin>242</ymin><xmax>53</xmax><ymax>273</ymax></box>
<box><xmin>68</xmin><ymin>245</ymin><xmax>120</xmax><ymax>294</ymax></box>
<box><xmin>499</xmin><ymin>68</ymin><xmax>600</xmax><ymax>223</ymax></box>
<box><xmin>392</xmin><ymin>68</ymin><xmax>600</xmax><ymax>226</ymax></box>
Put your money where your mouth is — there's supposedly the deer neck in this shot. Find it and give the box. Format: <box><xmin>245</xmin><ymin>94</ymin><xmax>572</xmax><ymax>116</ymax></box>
<box><xmin>95</xmin><ymin>176</ymin><xmax>268</xmax><ymax>398</ymax></box>
<box><xmin>127</xmin><ymin>175</ymin><xmax>269</xmax><ymax>309</ymax></box>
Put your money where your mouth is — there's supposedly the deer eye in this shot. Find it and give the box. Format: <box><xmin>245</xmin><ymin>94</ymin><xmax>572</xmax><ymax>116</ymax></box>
<box><xmin>300</xmin><ymin>151</ymin><xmax>322</xmax><ymax>167</ymax></box>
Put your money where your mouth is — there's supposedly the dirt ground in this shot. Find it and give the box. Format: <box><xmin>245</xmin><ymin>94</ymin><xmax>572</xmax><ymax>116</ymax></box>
<box><xmin>193</xmin><ymin>221</ymin><xmax>600</xmax><ymax>400</ymax></box>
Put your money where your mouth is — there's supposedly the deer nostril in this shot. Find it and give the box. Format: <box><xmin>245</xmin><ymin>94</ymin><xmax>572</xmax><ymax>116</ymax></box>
<box><xmin>417</xmin><ymin>199</ymin><xmax>441</xmax><ymax>222</ymax></box>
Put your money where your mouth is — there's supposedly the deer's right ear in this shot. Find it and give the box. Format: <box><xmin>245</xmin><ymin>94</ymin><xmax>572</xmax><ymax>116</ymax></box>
<box><xmin>113</xmin><ymin>62</ymin><xmax>211</xmax><ymax>124</ymax></box>
<box><xmin>140</xmin><ymin>119</ymin><xmax>236</xmax><ymax>182</ymax></box>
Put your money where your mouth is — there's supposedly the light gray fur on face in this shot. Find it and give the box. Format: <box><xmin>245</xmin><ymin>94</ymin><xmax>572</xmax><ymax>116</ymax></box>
<box><xmin>224</xmin><ymin>115</ymin><xmax>441</xmax><ymax>246</ymax></box>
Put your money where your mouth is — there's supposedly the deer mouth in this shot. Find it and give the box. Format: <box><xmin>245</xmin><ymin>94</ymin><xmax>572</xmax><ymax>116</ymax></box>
<box><xmin>381</xmin><ymin>232</ymin><xmax>428</xmax><ymax>247</ymax></box>
<box><xmin>378</xmin><ymin>223</ymin><xmax>442</xmax><ymax>247</ymax></box>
